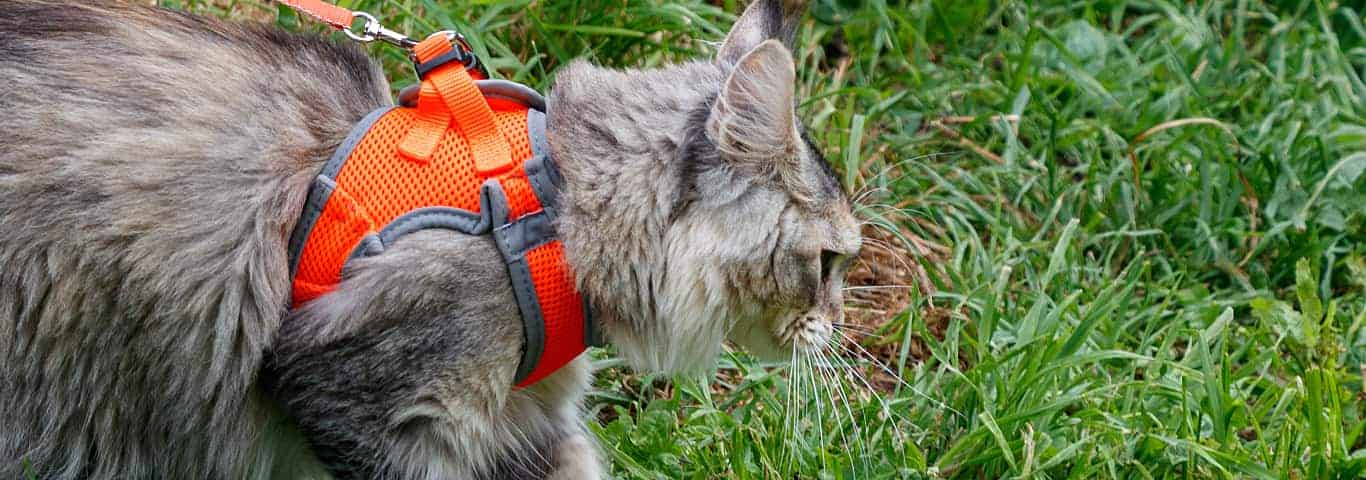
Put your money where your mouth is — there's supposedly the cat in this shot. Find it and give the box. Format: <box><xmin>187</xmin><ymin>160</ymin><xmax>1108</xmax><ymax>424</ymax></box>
<box><xmin>0</xmin><ymin>0</ymin><xmax>860</xmax><ymax>478</ymax></box>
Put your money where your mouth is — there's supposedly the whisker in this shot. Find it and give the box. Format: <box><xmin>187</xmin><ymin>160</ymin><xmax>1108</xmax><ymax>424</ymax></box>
<box><xmin>835</xmin><ymin>330</ymin><xmax>964</xmax><ymax>418</ymax></box>
<box><xmin>868</xmin><ymin>219</ymin><xmax>952</xmax><ymax>253</ymax></box>
<box><xmin>860</xmin><ymin>225</ymin><xmax>950</xmax><ymax>258</ymax></box>
<box><xmin>850</xmin><ymin>185</ymin><xmax>890</xmax><ymax>206</ymax></box>
<box><xmin>858</xmin><ymin>235</ymin><xmax>918</xmax><ymax>258</ymax></box>
<box><xmin>834</xmin><ymin>354</ymin><xmax>926</xmax><ymax>474</ymax></box>
<box><xmin>857</xmin><ymin>234</ymin><xmax>904</xmax><ymax>248</ymax></box>
<box><xmin>792</xmin><ymin>352</ymin><xmax>808</xmax><ymax>473</ymax></box>
<box><xmin>816</xmin><ymin>347</ymin><xmax>865</xmax><ymax>475</ymax></box>
<box><xmin>835</xmin><ymin>351</ymin><xmax>876</xmax><ymax>476</ymax></box>
<box><xmin>859</xmin><ymin>235</ymin><xmax>933</xmax><ymax>268</ymax></box>
<box><xmin>808</xmin><ymin>351</ymin><xmax>828</xmax><ymax>473</ymax></box>
<box><xmin>843</xmin><ymin>284</ymin><xmax>917</xmax><ymax>292</ymax></box>
<box><xmin>848</xmin><ymin>152</ymin><xmax>956</xmax><ymax>203</ymax></box>
<box><xmin>829</xmin><ymin>351</ymin><xmax>911</xmax><ymax>471</ymax></box>
<box><xmin>851</xmin><ymin>253</ymin><xmax>931</xmax><ymax>295</ymax></box>
<box><xmin>834</xmin><ymin>344</ymin><xmax>909</xmax><ymax>442</ymax></box>
<box><xmin>852</xmin><ymin>202</ymin><xmax>910</xmax><ymax>218</ymax></box>
<box><xmin>842</xmin><ymin>297</ymin><xmax>885</xmax><ymax>307</ymax></box>
<box><xmin>833</xmin><ymin>322</ymin><xmax>879</xmax><ymax>335</ymax></box>
<box><xmin>787</xmin><ymin>350</ymin><xmax>808</xmax><ymax>473</ymax></box>
<box><xmin>783</xmin><ymin>341</ymin><xmax>798</xmax><ymax>474</ymax></box>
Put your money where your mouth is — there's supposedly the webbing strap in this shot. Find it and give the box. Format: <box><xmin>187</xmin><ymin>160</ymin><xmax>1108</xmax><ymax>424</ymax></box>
<box><xmin>400</xmin><ymin>36</ymin><xmax>513</xmax><ymax>176</ymax></box>
<box><xmin>432</xmin><ymin>69</ymin><xmax>513</xmax><ymax>175</ymax></box>
<box><xmin>276</xmin><ymin>0</ymin><xmax>354</xmax><ymax>30</ymax></box>
<box><xmin>398</xmin><ymin>81</ymin><xmax>452</xmax><ymax>163</ymax></box>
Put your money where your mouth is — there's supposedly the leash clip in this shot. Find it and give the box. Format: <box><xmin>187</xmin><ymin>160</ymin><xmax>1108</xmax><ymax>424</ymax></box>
<box><xmin>345</xmin><ymin>11</ymin><xmax>417</xmax><ymax>49</ymax></box>
<box><xmin>412</xmin><ymin>31</ymin><xmax>488</xmax><ymax>79</ymax></box>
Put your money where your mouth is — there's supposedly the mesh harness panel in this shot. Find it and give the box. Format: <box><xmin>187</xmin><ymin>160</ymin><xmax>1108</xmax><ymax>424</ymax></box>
<box><xmin>286</xmin><ymin>38</ymin><xmax>598</xmax><ymax>387</ymax></box>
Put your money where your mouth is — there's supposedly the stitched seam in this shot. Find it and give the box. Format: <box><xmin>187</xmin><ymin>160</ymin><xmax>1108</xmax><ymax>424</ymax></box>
<box><xmin>526</xmin><ymin>158</ymin><xmax>549</xmax><ymax>210</ymax></box>
<box><xmin>497</xmin><ymin>228</ymin><xmax>514</xmax><ymax>261</ymax></box>
<box><xmin>515</xmin><ymin>234</ymin><xmax>554</xmax><ymax>259</ymax></box>
<box><xmin>494</xmin><ymin>214</ymin><xmax>556</xmax><ymax>260</ymax></box>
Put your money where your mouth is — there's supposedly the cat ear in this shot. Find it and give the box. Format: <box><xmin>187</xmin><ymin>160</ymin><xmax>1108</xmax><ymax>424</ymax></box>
<box><xmin>708</xmin><ymin>40</ymin><xmax>800</xmax><ymax>175</ymax></box>
<box><xmin>716</xmin><ymin>0</ymin><xmax>806</xmax><ymax>67</ymax></box>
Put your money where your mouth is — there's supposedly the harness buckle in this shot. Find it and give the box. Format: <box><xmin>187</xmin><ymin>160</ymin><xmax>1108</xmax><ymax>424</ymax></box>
<box><xmin>411</xmin><ymin>31</ymin><xmax>488</xmax><ymax>80</ymax></box>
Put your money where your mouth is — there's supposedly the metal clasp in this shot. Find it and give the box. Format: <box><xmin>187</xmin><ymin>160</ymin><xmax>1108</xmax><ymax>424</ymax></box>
<box><xmin>344</xmin><ymin>11</ymin><xmax>417</xmax><ymax>49</ymax></box>
<box><xmin>414</xmin><ymin>30</ymin><xmax>487</xmax><ymax>78</ymax></box>
<box><xmin>427</xmin><ymin>31</ymin><xmax>475</xmax><ymax>56</ymax></box>
<box><xmin>341</xmin><ymin>15</ymin><xmax>486</xmax><ymax>78</ymax></box>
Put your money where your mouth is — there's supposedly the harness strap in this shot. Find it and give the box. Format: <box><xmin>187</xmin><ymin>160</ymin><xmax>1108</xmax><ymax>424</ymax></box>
<box><xmin>401</xmin><ymin>37</ymin><xmax>512</xmax><ymax>176</ymax></box>
<box><xmin>276</xmin><ymin>0</ymin><xmax>354</xmax><ymax>30</ymax></box>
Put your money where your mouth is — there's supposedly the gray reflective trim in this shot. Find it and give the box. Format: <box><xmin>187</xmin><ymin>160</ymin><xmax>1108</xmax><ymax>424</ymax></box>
<box><xmin>400</xmin><ymin>81</ymin><xmax>546</xmax><ymax>111</ymax></box>
<box><xmin>493</xmin><ymin>211</ymin><xmax>556</xmax><ymax>260</ymax></box>
<box><xmin>375</xmin><ymin>207</ymin><xmax>484</xmax><ymax>246</ymax></box>
<box><xmin>475</xmin><ymin>80</ymin><xmax>547</xmax><ymax>112</ymax></box>
<box><xmin>348</xmin><ymin>179</ymin><xmax>509</xmax><ymax>263</ymax></box>
<box><xmin>321</xmin><ymin>106</ymin><xmax>395</xmax><ymax>179</ymax></box>
<box><xmin>482</xmin><ymin>178</ymin><xmax>511</xmax><ymax>227</ymax></box>
<box><xmin>507</xmin><ymin>257</ymin><xmax>546</xmax><ymax>384</ymax></box>
<box><xmin>348</xmin><ymin>233</ymin><xmax>384</xmax><ymax>261</ymax></box>
<box><xmin>287</xmin><ymin>175</ymin><xmax>337</xmax><ymax>278</ymax></box>
<box><xmin>527</xmin><ymin>109</ymin><xmax>549</xmax><ymax>157</ymax></box>
<box><xmin>524</xmin><ymin>155</ymin><xmax>563</xmax><ymax>218</ymax></box>
<box><xmin>524</xmin><ymin>110</ymin><xmax>560</xmax><ymax>218</ymax></box>
<box><xmin>486</xmin><ymin>180</ymin><xmax>547</xmax><ymax>384</ymax></box>
<box><xmin>583</xmin><ymin>301</ymin><xmax>604</xmax><ymax>347</ymax></box>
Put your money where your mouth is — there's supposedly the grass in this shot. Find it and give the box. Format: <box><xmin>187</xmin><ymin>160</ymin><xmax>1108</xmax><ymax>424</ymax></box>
<box><xmin>170</xmin><ymin>0</ymin><xmax>1366</xmax><ymax>478</ymax></box>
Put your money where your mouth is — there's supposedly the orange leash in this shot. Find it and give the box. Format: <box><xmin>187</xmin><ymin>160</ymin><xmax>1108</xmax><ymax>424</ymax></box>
<box><xmin>277</xmin><ymin>0</ymin><xmax>353</xmax><ymax>30</ymax></box>
<box><xmin>277</xmin><ymin>0</ymin><xmax>420</xmax><ymax>48</ymax></box>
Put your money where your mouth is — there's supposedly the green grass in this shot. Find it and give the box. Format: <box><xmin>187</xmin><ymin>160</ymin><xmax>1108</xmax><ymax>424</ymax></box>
<box><xmin>174</xmin><ymin>0</ymin><xmax>1366</xmax><ymax>477</ymax></box>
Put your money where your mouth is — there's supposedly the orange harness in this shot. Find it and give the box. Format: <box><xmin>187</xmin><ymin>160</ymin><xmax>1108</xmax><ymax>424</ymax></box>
<box><xmin>286</xmin><ymin>33</ymin><xmax>597</xmax><ymax>387</ymax></box>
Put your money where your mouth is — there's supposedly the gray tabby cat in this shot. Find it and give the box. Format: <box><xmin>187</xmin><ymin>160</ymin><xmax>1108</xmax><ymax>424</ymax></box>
<box><xmin>0</xmin><ymin>0</ymin><xmax>860</xmax><ymax>478</ymax></box>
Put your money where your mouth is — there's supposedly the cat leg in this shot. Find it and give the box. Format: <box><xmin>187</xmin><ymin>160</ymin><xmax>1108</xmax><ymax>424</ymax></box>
<box><xmin>504</xmin><ymin>355</ymin><xmax>603</xmax><ymax>480</ymax></box>
<box><xmin>545</xmin><ymin>431</ymin><xmax>604</xmax><ymax>480</ymax></box>
<box><xmin>271</xmin><ymin>232</ymin><xmax>605</xmax><ymax>479</ymax></box>
<box><xmin>497</xmin><ymin>358</ymin><xmax>598</xmax><ymax>480</ymax></box>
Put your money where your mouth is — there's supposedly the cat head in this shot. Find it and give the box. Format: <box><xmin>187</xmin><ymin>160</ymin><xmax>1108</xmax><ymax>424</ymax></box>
<box><xmin>678</xmin><ymin>0</ymin><xmax>863</xmax><ymax>366</ymax></box>
<box><xmin>550</xmin><ymin>0</ymin><xmax>862</xmax><ymax>373</ymax></box>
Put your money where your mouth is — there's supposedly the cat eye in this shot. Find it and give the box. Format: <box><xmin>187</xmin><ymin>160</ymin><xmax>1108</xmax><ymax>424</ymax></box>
<box><xmin>820</xmin><ymin>249</ymin><xmax>844</xmax><ymax>284</ymax></box>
